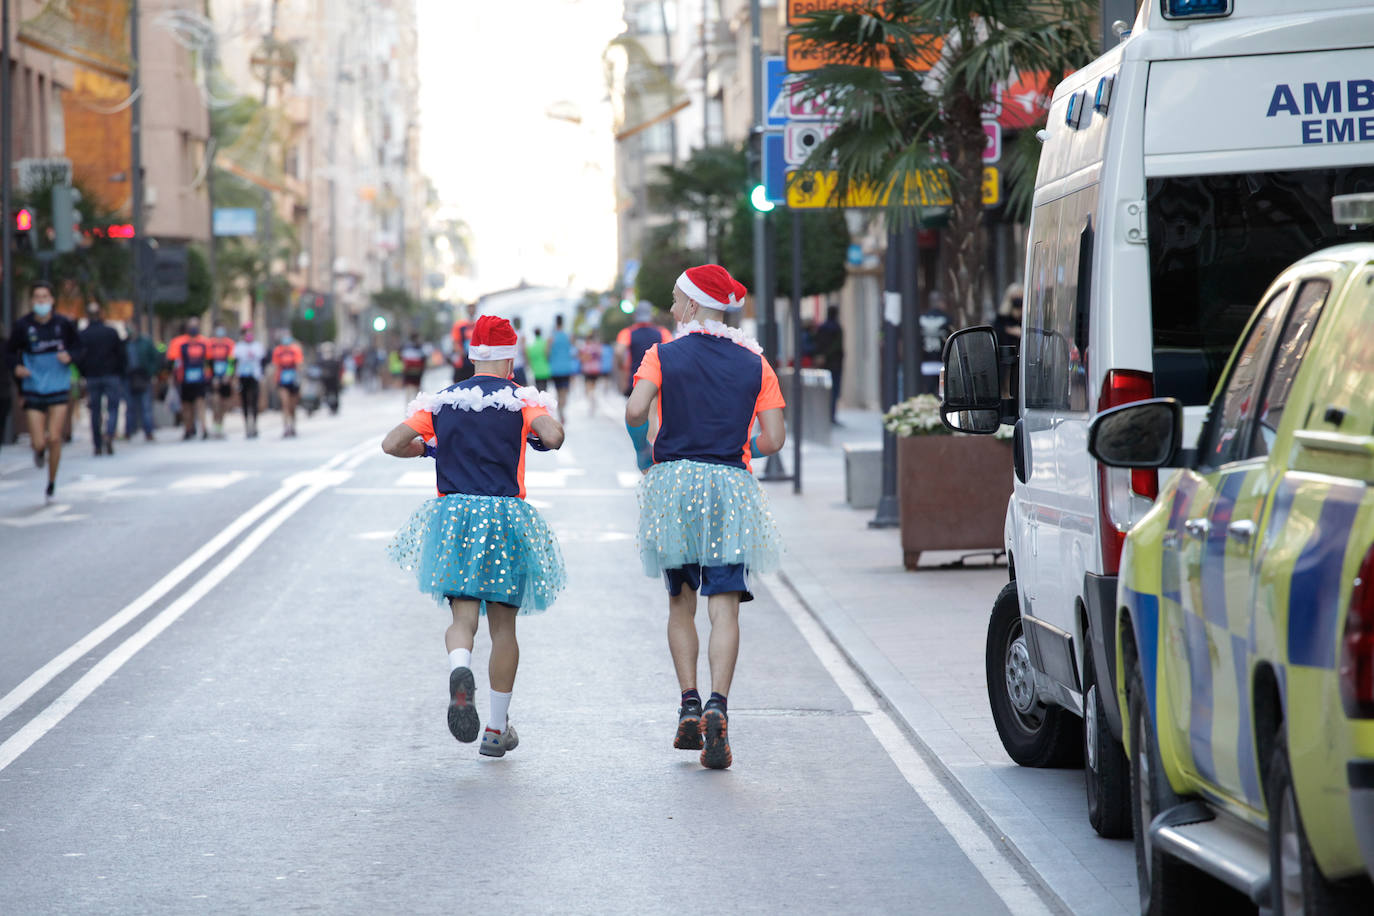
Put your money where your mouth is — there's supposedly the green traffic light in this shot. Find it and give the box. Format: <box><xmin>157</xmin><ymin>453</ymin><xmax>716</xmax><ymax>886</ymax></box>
<box><xmin>619</xmin><ymin>299</ymin><xmax>635</xmax><ymax>314</ymax></box>
<box><xmin>750</xmin><ymin>184</ymin><xmax>775</xmax><ymax>212</ymax></box>
<box><xmin>303</xmin><ymin>308</ymin><xmax>315</xmax><ymax>320</ymax></box>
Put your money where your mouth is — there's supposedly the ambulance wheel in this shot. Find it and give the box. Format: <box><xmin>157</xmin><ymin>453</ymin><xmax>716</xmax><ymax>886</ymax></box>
<box><xmin>1267</xmin><ymin>734</ymin><xmax>1367</xmax><ymax>915</ymax></box>
<box><xmin>1084</xmin><ymin>642</ymin><xmax>1131</xmax><ymax>838</ymax></box>
<box><xmin>1128</xmin><ymin>654</ymin><xmax>1204</xmax><ymax>915</ymax></box>
<box><xmin>986</xmin><ymin>581</ymin><xmax>1081</xmax><ymax>768</ymax></box>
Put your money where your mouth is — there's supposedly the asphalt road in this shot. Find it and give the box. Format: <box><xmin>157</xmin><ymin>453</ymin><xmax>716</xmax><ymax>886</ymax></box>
<box><xmin>0</xmin><ymin>381</ymin><xmax>1064</xmax><ymax>914</ymax></box>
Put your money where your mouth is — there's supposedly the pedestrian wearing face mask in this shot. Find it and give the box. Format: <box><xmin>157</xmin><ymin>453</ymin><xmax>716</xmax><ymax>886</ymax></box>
<box><xmin>5</xmin><ymin>281</ymin><xmax>82</xmax><ymax>503</ymax></box>
<box><xmin>166</xmin><ymin>319</ymin><xmax>211</xmax><ymax>440</ymax></box>
<box><xmin>234</xmin><ymin>323</ymin><xmax>265</xmax><ymax>439</ymax></box>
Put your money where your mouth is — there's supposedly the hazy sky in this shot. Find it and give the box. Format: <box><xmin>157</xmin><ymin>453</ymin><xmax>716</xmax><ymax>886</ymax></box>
<box><xmin>416</xmin><ymin>0</ymin><xmax>626</xmax><ymax>298</ymax></box>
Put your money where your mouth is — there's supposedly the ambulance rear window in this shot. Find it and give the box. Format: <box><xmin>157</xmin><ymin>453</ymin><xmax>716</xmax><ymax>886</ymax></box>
<box><xmin>1146</xmin><ymin>166</ymin><xmax>1374</xmax><ymax>405</ymax></box>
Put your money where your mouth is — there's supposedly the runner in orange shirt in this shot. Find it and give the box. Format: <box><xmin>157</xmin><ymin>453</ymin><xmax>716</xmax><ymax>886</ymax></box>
<box><xmin>271</xmin><ymin>334</ymin><xmax>306</xmax><ymax>438</ymax></box>
<box><xmin>616</xmin><ymin>301</ymin><xmax>672</xmax><ymax>396</ymax></box>
<box><xmin>450</xmin><ymin>303</ymin><xmax>476</xmax><ymax>384</ymax></box>
<box><xmin>206</xmin><ymin>325</ymin><xmax>237</xmax><ymax>438</ymax></box>
<box><xmin>165</xmin><ymin>319</ymin><xmax>211</xmax><ymax>440</ymax></box>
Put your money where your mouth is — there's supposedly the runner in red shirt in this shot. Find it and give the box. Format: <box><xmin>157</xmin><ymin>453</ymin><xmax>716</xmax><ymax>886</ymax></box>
<box><xmin>206</xmin><ymin>325</ymin><xmax>237</xmax><ymax>438</ymax></box>
<box><xmin>271</xmin><ymin>334</ymin><xmax>306</xmax><ymax>438</ymax></box>
<box><xmin>616</xmin><ymin>302</ymin><xmax>672</xmax><ymax>396</ymax></box>
<box><xmin>165</xmin><ymin>319</ymin><xmax>211</xmax><ymax>440</ymax></box>
<box><xmin>450</xmin><ymin>303</ymin><xmax>476</xmax><ymax>384</ymax></box>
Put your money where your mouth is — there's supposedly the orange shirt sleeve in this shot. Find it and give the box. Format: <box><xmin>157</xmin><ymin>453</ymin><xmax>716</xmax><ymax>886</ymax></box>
<box><xmin>520</xmin><ymin>404</ymin><xmax>551</xmax><ymax>430</ymax></box>
<box><xmin>756</xmin><ymin>358</ymin><xmax>786</xmax><ymax>414</ymax></box>
<box><xmin>616</xmin><ymin>327</ymin><xmax>631</xmax><ymax>347</ymax></box>
<box><xmin>659</xmin><ymin>327</ymin><xmax>673</xmax><ymax>344</ymax></box>
<box><xmin>166</xmin><ymin>337</ymin><xmax>182</xmax><ymax>362</ymax></box>
<box><xmin>403</xmin><ymin>409</ymin><xmax>435</xmax><ymax>440</ymax></box>
<box><xmin>292</xmin><ymin>344</ymin><xmax>304</xmax><ymax>364</ymax></box>
<box><xmin>633</xmin><ymin>343</ymin><xmax>662</xmax><ymax>388</ymax></box>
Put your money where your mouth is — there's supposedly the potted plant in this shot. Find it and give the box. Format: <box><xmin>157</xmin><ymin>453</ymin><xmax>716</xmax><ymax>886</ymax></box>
<box><xmin>883</xmin><ymin>394</ymin><xmax>1013</xmax><ymax>569</ymax></box>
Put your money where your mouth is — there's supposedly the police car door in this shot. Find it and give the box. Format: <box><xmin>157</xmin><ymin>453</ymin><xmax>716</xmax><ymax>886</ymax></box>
<box><xmin>1176</xmin><ymin>283</ymin><xmax>1297</xmax><ymax>801</ymax></box>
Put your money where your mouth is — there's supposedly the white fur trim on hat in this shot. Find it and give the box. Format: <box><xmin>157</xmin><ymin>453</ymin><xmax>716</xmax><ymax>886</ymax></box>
<box><xmin>467</xmin><ymin>344</ymin><xmax>518</xmax><ymax>360</ymax></box>
<box><xmin>406</xmin><ymin>384</ymin><xmax>557</xmax><ymax>416</ymax></box>
<box><xmin>676</xmin><ymin>270</ymin><xmax>744</xmax><ymax>311</ymax></box>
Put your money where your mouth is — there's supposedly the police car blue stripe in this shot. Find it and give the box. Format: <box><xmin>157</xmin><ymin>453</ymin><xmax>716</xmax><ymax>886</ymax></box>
<box><xmin>1288</xmin><ymin>482</ymin><xmax>1365</xmax><ymax>669</ymax></box>
<box><xmin>1202</xmin><ymin>472</ymin><xmax>1247</xmax><ymax>629</ymax></box>
<box><xmin>1124</xmin><ymin>587</ymin><xmax>1161</xmax><ymax>723</ymax></box>
<box><xmin>1254</xmin><ymin>479</ymin><xmax>1300</xmax><ymax>648</ymax></box>
<box><xmin>1185</xmin><ymin>611</ymin><xmax>1217</xmax><ymax>784</ymax></box>
<box><xmin>1231</xmin><ymin>632</ymin><xmax>1262</xmax><ymax>806</ymax></box>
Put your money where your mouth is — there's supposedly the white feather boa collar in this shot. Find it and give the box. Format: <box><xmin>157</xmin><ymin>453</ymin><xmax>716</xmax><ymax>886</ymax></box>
<box><xmin>675</xmin><ymin>319</ymin><xmax>763</xmax><ymax>355</ymax></box>
<box><xmin>406</xmin><ymin>384</ymin><xmax>557</xmax><ymax>416</ymax></box>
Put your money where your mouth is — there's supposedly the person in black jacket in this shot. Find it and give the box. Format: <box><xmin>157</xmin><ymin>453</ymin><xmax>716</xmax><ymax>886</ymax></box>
<box><xmin>78</xmin><ymin>301</ymin><xmax>127</xmax><ymax>456</ymax></box>
<box><xmin>5</xmin><ymin>281</ymin><xmax>81</xmax><ymax>502</ymax></box>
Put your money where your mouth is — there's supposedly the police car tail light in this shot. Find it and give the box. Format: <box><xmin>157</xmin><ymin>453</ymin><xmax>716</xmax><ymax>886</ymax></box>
<box><xmin>1339</xmin><ymin>545</ymin><xmax>1374</xmax><ymax>719</ymax></box>
<box><xmin>1097</xmin><ymin>369</ymin><xmax>1158</xmax><ymax>575</ymax></box>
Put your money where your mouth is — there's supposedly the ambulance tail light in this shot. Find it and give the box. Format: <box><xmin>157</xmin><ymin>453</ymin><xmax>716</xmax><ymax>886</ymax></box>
<box><xmin>1097</xmin><ymin>370</ymin><xmax>1158</xmax><ymax>575</ymax></box>
<box><xmin>1340</xmin><ymin>544</ymin><xmax>1374</xmax><ymax>719</ymax></box>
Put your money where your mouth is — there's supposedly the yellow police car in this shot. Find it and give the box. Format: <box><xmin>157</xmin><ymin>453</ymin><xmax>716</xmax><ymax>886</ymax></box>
<box><xmin>1088</xmin><ymin>204</ymin><xmax>1374</xmax><ymax>915</ymax></box>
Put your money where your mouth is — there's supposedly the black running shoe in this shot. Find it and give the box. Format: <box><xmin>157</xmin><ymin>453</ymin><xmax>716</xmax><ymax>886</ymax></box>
<box><xmin>700</xmin><ymin>703</ymin><xmax>732</xmax><ymax>769</ymax></box>
<box><xmin>44</xmin><ymin>481</ymin><xmax>55</xmax><ymax>505</ymax></box>
<box><xmin>447</xmin><ymin>667</ymin><xmax>479</xmax><ymax>743</ymax></box>
<box><xmin>674</xmin><ymin>700</ymin><xmax>703</xmax><ymax>750</ymax></box>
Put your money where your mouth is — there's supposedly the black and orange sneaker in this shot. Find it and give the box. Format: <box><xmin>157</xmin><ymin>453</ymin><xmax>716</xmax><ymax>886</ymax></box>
<box><xmin>699</xmin><ymin>704</ymin><xmax>731</xmax><ymax>769</ymax></box>
<box><xmin>674</xmin><ymin>700</ymin><xmax>704</xmax><ymax>749</ymax></box>
<box><xmin>447</xmin><ymin>667</ymin><xmax>479</xmax><ymax>743</ymax></box>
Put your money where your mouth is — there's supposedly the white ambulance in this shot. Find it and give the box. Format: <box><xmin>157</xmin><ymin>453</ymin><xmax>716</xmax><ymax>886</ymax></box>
<box><xmin>941</xmin><ymin>0</ymin><xmax>1374</xmax><ymax>845</ymax></box>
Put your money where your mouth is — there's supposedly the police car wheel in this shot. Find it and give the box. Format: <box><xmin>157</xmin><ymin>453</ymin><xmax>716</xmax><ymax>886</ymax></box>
<box><xmin>985</xmin><ymin>581</ymin><xmax>1080</xmax><ymax>768</ymax></box>
<box><xmin>1084</xmin><ymin>644</ymin><xmax>1131</xmax><ymax>839</ymax></box>
<box><xmin>1266</xmin><ymin>737</ymin><xmax>1366</xmax><ymax>915</ymax></box>
<box><xmin>1127</xmin><ymin>653</ymin><xmax>1205</xmax><ymax>915</ymax></box>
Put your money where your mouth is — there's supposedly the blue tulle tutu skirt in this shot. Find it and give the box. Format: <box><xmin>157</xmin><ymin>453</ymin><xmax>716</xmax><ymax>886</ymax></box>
<box><xmin>637</xmin><ymin>459</ymin><xmax>782</xmax><ymax>577</ymax></box>
<box><xmin>388</xmin><ymin>494</ymin><xmax>566</xmax><ymax>614</ymax></box>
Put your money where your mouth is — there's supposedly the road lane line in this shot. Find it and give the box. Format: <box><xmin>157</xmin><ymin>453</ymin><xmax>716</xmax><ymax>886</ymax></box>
<box><xmin>0</xmin><ymin>476</ymin><xmax>345</xmax><ymax>773</ymax></box>
<box><xmin>762</xmin><ymin>576</ymin><xmax>1058</xmax><ymax>916</ymax></box>
<box><xmin>0</xmin><ymin>438</ymin><xmax>374</xmax><ymax>729</ymax></box>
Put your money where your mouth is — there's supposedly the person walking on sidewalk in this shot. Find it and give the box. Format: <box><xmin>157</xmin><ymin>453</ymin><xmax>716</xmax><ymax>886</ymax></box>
<box><xmin>813</xmin><ymin>305</ymin><xmax>845</xmax><ymax>425</ymax></box>
<box><xmin>78</xmin><ymin>302</ymin><xmax>127</xmax><ymax>456</ymax></box>
<box><xmin>165</xmin><ymin>319</ymin><xmax>211</xmax><ymax>440</ymax></box>
<box><xmin>6</xmin><ymin>281</ymin><xmax>82</xmax><ymax>502</ymax></box>
<box><xmin>625</xmin><ymin>264</ymin><xmax>787</xmax><ymax>770</ymax></box>
<box><xmin>206</xmin><ymin>325</ymin><xmax>236</xmax><ymax>438</ymax></box>
<box><xmin>234</xmin><ymin>324</ymin><xmax>265</xmax><ymax>438</ymax></box>
<box><xmin>123</xmin><ymin>322</ymin><xmax>160</xmax><ymax>441</ymax></box>
<box><xmin>383</xmin><ymin>315</ymin><xmax>567</xmax><ymax>758</ymax></box>
<box><xmin>271</xmin><ymin>334</ymin><xmax>305</xmax><ymax>437</ymax></box>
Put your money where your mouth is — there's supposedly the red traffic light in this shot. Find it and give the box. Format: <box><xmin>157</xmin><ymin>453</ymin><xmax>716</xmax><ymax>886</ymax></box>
<box><xmin>107</xmin><ymin>224</ymin><xmax>135</xmax><ymax>239</ymax></box>
<box><xmin>15</xmin><ymin>209</ymin><xmax>34</xmax><ymax>231</ymax></box>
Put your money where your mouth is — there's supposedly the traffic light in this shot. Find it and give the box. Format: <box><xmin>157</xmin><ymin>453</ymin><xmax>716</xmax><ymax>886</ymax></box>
<box><xmin>304</xmin><ymin>294</ymin><xmax>323</xmax><ymax>320</ymax></box>
<box><xmin>15</xmin><ymin>208</ymin><xmax>34</xmax><ymax>252</ymax></box>
<box><xmin>619</xmin><ymin>298</ymin><xmax>634</xmax><ymax>314</ymax></box>
<box><xmin>750</xmin><ymin>184</ymin><xmax>775</xmax><ymax>213</ymax></box>
<box><xmin>372</xmin><ymin>315</ymin><xmax>388</xmax><ymax>332</ymax></box>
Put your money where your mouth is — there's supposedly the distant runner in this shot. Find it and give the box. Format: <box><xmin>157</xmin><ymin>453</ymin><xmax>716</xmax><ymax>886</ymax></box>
<box><xmin>5</xmin><ymin>281</ymin><xmax>81</xmax><ymax>503</ymax></box>
<box><xmin>271</xmin><ymin>334</ymin><xmax>305</xmax><ymax>438</ymax></box>
<box><xmin>234</xmin><ymin>324</ymin><xmax>265</xmax><ymax>439</ymax></box>
<box><xmin>616</xmin><ymin>301</ymin><xmax>672</xmax><ymax>396</ymax></box>
<box><xmin>165</xmin><ymin>319</ymin><xmax>211</xmax><ymax>440</ymax></box>
<box><xmin>206</xmin><ymin>325</ymin><xmax>237</xmax><ymax>438</ymax></box>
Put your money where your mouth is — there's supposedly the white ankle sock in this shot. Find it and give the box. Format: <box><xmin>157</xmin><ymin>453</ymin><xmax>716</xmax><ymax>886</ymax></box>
<box><xmin>448</xmin><ymin>648</ymin><xmax>472</xmax><ymax>671</ymax></box>
<box><xmin>488</xmin><ymin>689</ymin><xmax>512</xmax><ymax>733</ymax></box>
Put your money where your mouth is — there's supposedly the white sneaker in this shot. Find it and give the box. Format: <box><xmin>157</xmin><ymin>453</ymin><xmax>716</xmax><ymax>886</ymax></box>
<box><xmin>479</xmin><ymin>723</ymin><xmax>519</xmax><ymax>757</ymax></box>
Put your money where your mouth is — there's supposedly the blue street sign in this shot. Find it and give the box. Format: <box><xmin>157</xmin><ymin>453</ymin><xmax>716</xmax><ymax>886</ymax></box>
<box><xmin>763</xmin><ymin>57</ymin><xmax>789</xmax><ymax>129</ymax></box>
<box><xmin>763</xmin><ymin>132</ymin><xmax>787</xmax><ymax>205</ymax></box>
<box><xmin>213</xmin><ymin>207</ymin><xmax>257</xmax><ymax>237</ymax></box>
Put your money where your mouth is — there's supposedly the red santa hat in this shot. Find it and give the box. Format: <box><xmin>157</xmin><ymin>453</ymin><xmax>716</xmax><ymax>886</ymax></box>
<box><xmin>675</xmin><ymin>264</ymin><xmax>747</xmax><ymax>312</ymax></box>
<box><xmin>467</xmin><ymin>315</ymin><xmax>519</xmax><ymax>361</ymax></box>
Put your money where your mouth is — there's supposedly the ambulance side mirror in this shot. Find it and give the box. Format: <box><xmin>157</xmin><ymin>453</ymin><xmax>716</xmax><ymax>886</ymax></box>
<box><xmin>1088</xmin><ymin>398</ymin><xmax>1184</xmax><ymax>468</ymax></box>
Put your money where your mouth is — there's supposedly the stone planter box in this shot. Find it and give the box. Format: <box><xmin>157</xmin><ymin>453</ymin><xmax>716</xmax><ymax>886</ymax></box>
<box><xmin>898</xmin><ymin>435</ymin><xmax>1013</xmax><ymax>569</ymax></box>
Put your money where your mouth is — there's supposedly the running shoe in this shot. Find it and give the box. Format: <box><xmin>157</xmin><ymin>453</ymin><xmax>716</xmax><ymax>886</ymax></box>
<box><xmin>674</xmin><ymin>700</ymin><xmax>703</xmax><ymax>750</ymax></box>
<box><xmin>44</xmin><ymin>481</ymin><xmax>55</xmax><ymax>505</ymax></box>
<box><xmin>446</xmin><ymin>667</ymin><xmax>479</xmax><ymax>743</ymax></box>
<box><xmin>479</xmin><ymin>723</ymin><xmax>519</xmax><ymax>758</ymax></box>
<box><xmin>700</xmin><ymin>704</ymin><xmax>732</xmax><ymax>770</ymax></box>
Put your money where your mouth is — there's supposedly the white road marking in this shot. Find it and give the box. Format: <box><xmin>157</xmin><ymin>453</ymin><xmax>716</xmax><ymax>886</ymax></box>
<box><xmin>0</xmin><ymin>438</ymin><xmax>375</xmax><ymax>730</ymax></box>
<box><xmin>168</xmin><ymin>471</ymin><xmax>250</xmax><ymax>491</ymax></box>
<box><xmin>617</xmin><ymin>471</ymin><xmax>642</xmax><ymax>488</ymax></box>
<box><xmin>0</xmin><ymin>477</ymin><xmax>345</xmax><ymax>773</ymax></box>
<box><xmin>354</xmin><ymin>531</ymin><xmax>394</xmax><ymax>541</ymax></box>
<box><xmin>393</xmin><ymin>470</ymin><xmax>435</xmax><ymax>488</ymax></box>
<box><xmin>0</xmin><ymin>504</ymin><xmax>89</xmax><ymax>527</ymax></box>
<box><xmin>761</xmin><ymin>575</ymin><xmax>1055</xmax><ymax>916</ymax></box>
<box><xmin>61</xmin><ymin>476</ymin><xmax>138</xmax><ymax>495</ymax></box>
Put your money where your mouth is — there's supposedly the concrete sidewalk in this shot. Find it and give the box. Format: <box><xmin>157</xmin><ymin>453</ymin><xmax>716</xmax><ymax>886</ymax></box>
<box><xmin>763</xmin><ymin>407</ymin><xmax>1136</xmax><ymax>916</ymax></box>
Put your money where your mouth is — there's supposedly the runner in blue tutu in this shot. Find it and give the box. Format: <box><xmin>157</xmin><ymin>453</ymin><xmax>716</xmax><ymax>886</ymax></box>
<box><xmin>625</xmin><ymin>264</ymin><xmax>787</xmax><ymax>769</ymax></box>
<box><xmin>384</xmin><ymin>315</ymin><xmax>566</xmax><ymax>758</ymax></box>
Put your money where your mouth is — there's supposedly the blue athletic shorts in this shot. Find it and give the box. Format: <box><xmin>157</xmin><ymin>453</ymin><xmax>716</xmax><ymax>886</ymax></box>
<box><xmin>662</xmin><ymin>563</ymin><xmax>754</xmax><ymax>602</ymax></box>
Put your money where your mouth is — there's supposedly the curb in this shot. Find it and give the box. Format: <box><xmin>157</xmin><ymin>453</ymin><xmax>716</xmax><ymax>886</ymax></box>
<box><xmin>777</xmin><ymin>557</ymin><xmax>1134</xmax><ymax>916</ymax></box>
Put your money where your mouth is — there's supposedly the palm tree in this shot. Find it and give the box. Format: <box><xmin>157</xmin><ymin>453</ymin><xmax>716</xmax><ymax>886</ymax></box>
<box><xmin>789</xmin><ymin>1</ymin><xmax>1097</xmax><ymax>326</ymax></box>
